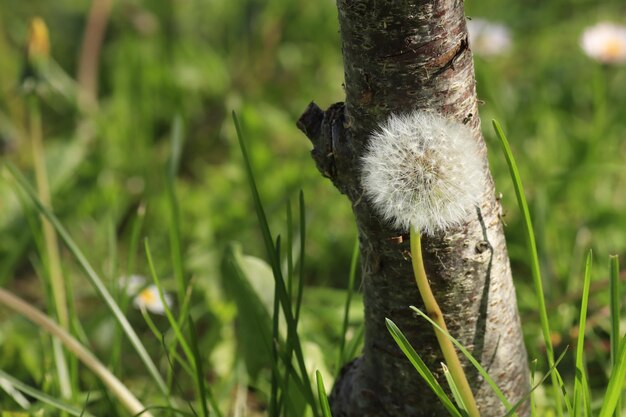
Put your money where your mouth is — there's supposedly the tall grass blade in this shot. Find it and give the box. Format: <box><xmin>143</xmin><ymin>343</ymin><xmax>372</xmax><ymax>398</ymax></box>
<box><xmin>187</xmin><ymin>315</ymin><xmax>219</xmax><ymax>417</ymax></box>
<box><xmin>0</xmin><ymin>287</ymin><xmax>154</xmax><ymax>417</ymax></box>
<box><xmin>573</xmin><ymin>251</ymin><xmax>592</xmax><ymax>417</ymax></box>
<box><xmin>609</xmin><ymin>255</ymin><xmax>621</xmax><ymax>417</ymax></box>
<box><xmin>270</xmin><ymin>236</ymin><xmax>282</xmax><ymax>417</ymax></box>
<box><xmin>409</xmin><ymin>306</ymin><xmax>515</xmax><ymax>414</ymax></box>
<box><xmin>530</xmin><ymin>359</ymin><xmax>538</xmax><ymax>417</ymax></box>
<box><xmin>316</xmin><ymin>370</ymin><xmax>333</xmax><ymax>417</ymax></box>
<box><xmin>0</xmin><ymin>369</ymin><xmax>95</xmax><ymax>417</ymax></box>
<box><xmin>492</xmin><ymin>120</ymin><xmax>563</xmax><ymax>416</ymax></box>
<box><xmin>385</xmin><ymin>318</ymin><xmax>463</xmax><ymax>417</ymax></box>
<box><xmin>144</xmin><ymin>239</ymin><xmax>194</xmax><ymax>368</ymax></box>
<box><xmin>598</xmin><ymin>333</ymin><xmax>626</xmax><ymax>417</ymax></box>
<box><xmin>5</xmin><ymin>162</ymin><xmax>168</xmax><ymax>395</ymax></box>
<box><xmin>233</xmin><ymin>112</ymin><xmax>318</xmax><ymax>416</ymax></box>
<box><xmin>441</xmin><ymin>363</ymin><xmax>469</xmax><ymax>416</ymax></box>
<box><xmin>166</xmin><ymin>116</ymin><xmax>187</xmax><ymax>306</ymax></box>
<box><xmin>296</xmin><ymin>190</ymin><xmax>306</xmax><ymax>324</ymax></box>
<box><xmin>504</xmin><ymin>349</ymin><xmax>569</xmax><ymax>417</ymax></box>
<box><xmin>337</xmin><ymin>236</ymin><xmax>359</xmax><ymax>371</ymax></box>
<box><xmin>345</xmin><ymin>322</ymin><xmax>364</xmax><ymax>361</ymax></box>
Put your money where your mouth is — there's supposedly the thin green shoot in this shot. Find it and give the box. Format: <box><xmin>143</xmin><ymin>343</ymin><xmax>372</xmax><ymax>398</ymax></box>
<box><xmin>385</xmin><ymin>318</ymin><xmax>463</xmax><ymax>417</ymax></box>
<box><xmin>144</xmin><ymin>234</ymin><xmax>222</xmax><ymax>417</ymax></box>
<box><xmin>598</xmin><ymin>332</ymin><xmax>626</xmax><ymax>417</ymax></box>
<box><xmin>131</xmin><ymin>405</ymin><xmax>197</xmax><ymax>417</ymax></box>
<box><xmin>410</xmin><ymin>229</ymin><xmax>479</xmax><ymax>417</ymax></box>
<box><xmin>493</xmin><ymin>120</ymin><xmax>563</xmax><ymax>417</ymax></box>
<box><xmin>344</xmin><ymin>322</ymin><xmax>364</xmax><ymax>362</ymax></box>
<box><xmin>0</xmin><ymin>287</ymin><xmax>153</xmax><ymax>417</ymax></box>
<box><xmin>0</xmin><ymin>369</ymin><xmax>95</xmax><ymax>417</ymax></box>
<box><xmin>409</xmin><ymin>306</ymin><xmax>515</xmax><ymax>414</ymax></box>
<box><xmin>187</xmin><ymin>314</ymin><xmax>220</xmax><ymax>417</ymax></box>
<box><xmin>144</xmin><ymin>239</ymin><xmax>196</xmax><ymax>371</ymax></box>
<box><xmin>609</xmin><ymin>255</ymin><xmax>621</xmax><ymax>417</ymax></box>
<box><xmin>442</xmin><ymin>363</ymin><xmax>469</xmax><ymax>416</ymax></box>
<box><xmin>27</xmin><ymin>92</ymin><xmax>72</xmax><ymax>400</ymax></box>
<box><xmin>573</xmin><ymin>251</ymin><xmax>592</xmax><ymax>417</ymax></box>
<box><xmin>138</xmin><ymin>309</ymin><xmax>193</xmax><ymax>377</ymax></box>
<box><xmin>233</xmin><ymin>112</ymin><xmax>318</xmax><ymax>416</ymax></box>
<box><xmin>316</xmin><ymin>370</ymin><xmax>333</xmax><ymax>417</ymax></box>
<box><xmin>337</xmin><ymin>236</ymin><xmax>359</xmax><ymax>372</ymax></box>
<box><xmin>530</xmin><ymin>359</ymin><xmax>538</xmax><ymax>417</ymax></box>
<box><xmin>504</xmin><ymin>350</ymin><xmax>569</xmax><ymax>417</ymax></box>
<box><xmin>166</xmin><ymin>116</ymin><xmax>187</xmax><ymax>306</ymax></box>
<box><xmin>279</xmin><ymin>195</ymin><xmax>307</xmax><ymax>416</ymax></box>
<box><xmin>5</xmin><ymin>162</ymin><xmax>168</xmax><ymax>395</ymax></box>
<box><xmin>270</xmin><ymin>235</ymin><xmax>282</xmax><ymax>417</ymax></box>
<box><xmin>296</xmin><ymin>191</ymin><xmax>306</xmax><ymax>324</ymax></box>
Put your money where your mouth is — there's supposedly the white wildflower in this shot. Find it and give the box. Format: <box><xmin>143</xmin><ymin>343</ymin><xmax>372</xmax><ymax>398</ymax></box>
<box><xmin>467</xmin><ymin>18</ymin><xmax>512</xmax><ymax>57</ymax></box>
<box><xmin>360</xmin><ymin>111</ymin><xmax>485</xmax><ymax>235</ymax></box>
<box><xmin>581</xmin><ymin>22</ymin><xmax>626</xmax><ymax>64</ymax></box>
<box><xmin>133</xmin><ymin>284</ymin><xmax>173</xmax><ymax>315</ymax></box>
<box><xmin>120</xmin><ymin>274</ymin><xmax>147</xmax><ymax>296</ymax></box>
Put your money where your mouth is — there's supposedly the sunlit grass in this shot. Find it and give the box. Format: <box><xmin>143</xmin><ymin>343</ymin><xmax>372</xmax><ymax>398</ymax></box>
<box><xmin>1</xmin><ymin>0</ymin><xmax>626</xmax><ymax>415</ymax></box>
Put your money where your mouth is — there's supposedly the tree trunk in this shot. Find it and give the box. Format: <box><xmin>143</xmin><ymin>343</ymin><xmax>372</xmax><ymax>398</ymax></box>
<box><xmin>297</xmin><ymin>1</ymin><xmax>530</xmax><ymax>417</ymax></box>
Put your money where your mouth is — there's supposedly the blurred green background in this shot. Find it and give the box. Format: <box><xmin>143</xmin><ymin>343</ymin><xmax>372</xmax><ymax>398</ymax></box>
<box><xmin>2</xmin><ymin>0</ymin><xmax>626</xmax><ymax>415</ymax></box>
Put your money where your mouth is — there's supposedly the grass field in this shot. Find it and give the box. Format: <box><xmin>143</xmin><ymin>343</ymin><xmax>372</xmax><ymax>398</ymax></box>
<box><xmin>2</xmin><ymin>0</ymin><xmax>626</xmax><ymax>415</ymax></box>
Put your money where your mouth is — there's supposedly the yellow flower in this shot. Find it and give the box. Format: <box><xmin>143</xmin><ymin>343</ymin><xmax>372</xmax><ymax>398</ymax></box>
<box><xmin>581</xmin><ymin>22</ymin><xmax>626</xmax><ymax>64</ymax></box>
<box><xmin>27</xmin><ymin>17</ymin><xmax>50</xmax><ymax>61</ymax></box>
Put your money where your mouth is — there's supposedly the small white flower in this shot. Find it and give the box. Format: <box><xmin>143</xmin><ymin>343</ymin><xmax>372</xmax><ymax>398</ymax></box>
<box><xmin>133</xmin><ymin>284</ymin><xmax>173</xmax><ymax>315</ymax></box>
<box><xmin>467</xmin><ymin>18</ymin><xmax>512</xmax><ymax>57</ymax></box>
<box><xmin>360</xmin><ymin>111</ymin><xmax>485</xmax><ymax>235</ymax></box>
<box><xmin>581</xmin><ymin>22</ymin><xmax>626</xmax><ymax>64</ymax></box>
<box><xmin>120</xmin><ymin>274</ymin><xmax>147</xmax><ymax>296</ymax></box>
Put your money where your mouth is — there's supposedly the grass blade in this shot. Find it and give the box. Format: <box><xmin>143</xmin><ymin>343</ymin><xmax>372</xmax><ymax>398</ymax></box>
<box><xmin>492</xmin><ymin>120</ymin><xmax>563</xmax><ymax>416</ymax></box>
<box><xmin>385</xmin><ymin>318</ymin><xmax>463</xmax><ymax>417</ymax></box>
<box><xmin>166</xmin><ymin>116</ymin><xmax>187</xmax><ymax>306</ymax></box>
<box><xmin>144</xmin><ymin>238</ymin><xmax>194</xmax><ymax>362</ymax></box>
<box><xmin>0</xmin><ymin>288</ymin><xmax>153</xmax><ymax>417</ymax></box>
<box><xmin>316</xmin><ymin>370</ymin><xmax>333</xmax><ymax>417</ymax></box>
<box><xmin>609</xmin><ymin>255</ymin><xmax>621</xmax><ymax>417</ymax></box>
<box><xmin>187</xmin><ymin>315</ymin><xmax>220</xmax><ymax>417</ymax></box>
<box><xmin>296</xmin><ymin>190</ymin><xmax>306</xmax><ymax>325</ymax></box>
<box><xmin>599</xmin><ymin>333</ymin><xmax>626</xmax><ymax>417</ymax></box>
<box><xmin>441</xmin><ymin>363</ymin><xmax>469</xmax><ymax>416</ymax></box>
<box><xmin>233</xmin><ymin>112</ymin><xmax>318</xmax><ymax>416</ymax></box>
<box><xmin>337</xmin><ymin>236</ymin><xmax>359</xmax><ymax>371</ymax></box>
<box><xmin>0</xmin><ymin>369</ymin><xmax>95</xmax><ymax>417</ymax></box>
<box><xmin>5</xmin><ymin>162</ymin><xmax>168</xmax><ymax>395</ymax></box>
<box><xmin>409</xmin><ymin>306</ymin><xmax>516</xmax><ymax>414</ymax></box>
<box><xmin>504</xmin><ymin>349</ymin><xmax>569</xmax><ymax>417</ymax></box>
<box><xmin>270</xmin><ymin>236</ymin><xmax>282</xmax><ymax>417</ymax></box>
<box><xmin>573</xmin><ymin>251</ymin><xmax>592</xmax><ymax>416</ymax></box>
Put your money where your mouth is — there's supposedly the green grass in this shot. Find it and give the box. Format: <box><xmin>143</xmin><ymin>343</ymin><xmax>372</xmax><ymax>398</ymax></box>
<box><xmin>1</xmin><ymin>1</ymin><xmax>626</xmax><ymax>416</ymax></box>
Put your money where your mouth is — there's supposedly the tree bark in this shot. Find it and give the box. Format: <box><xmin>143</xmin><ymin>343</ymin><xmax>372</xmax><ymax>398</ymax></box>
<box><xmin>297</xmin><ymin>1</ymin><xmax>530</xmax><ymax>417</ymax></box>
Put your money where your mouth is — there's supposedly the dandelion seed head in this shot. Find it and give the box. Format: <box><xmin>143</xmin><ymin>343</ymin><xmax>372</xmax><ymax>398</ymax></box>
<box><xmin>360</xmin><ymin>111</ymin><xmax>485</xmax><ymax>235</ymax></box>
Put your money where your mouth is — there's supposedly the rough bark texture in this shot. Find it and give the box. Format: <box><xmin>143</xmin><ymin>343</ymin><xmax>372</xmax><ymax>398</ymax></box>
<box><xmin>297</xmin><ymin>1</ymin><xmax>530</xmax><ymax>417</ymax></box>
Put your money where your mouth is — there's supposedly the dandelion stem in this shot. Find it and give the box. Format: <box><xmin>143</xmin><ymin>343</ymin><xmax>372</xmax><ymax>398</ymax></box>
<box><xmin>410</xmin><ymin>227</ymin><xmax>480</xmax><ymax>417</ymax></box>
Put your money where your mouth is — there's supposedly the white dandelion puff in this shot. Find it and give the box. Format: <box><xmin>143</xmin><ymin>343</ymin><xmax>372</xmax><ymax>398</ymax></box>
<box><xmin>581</xmin><ymin>22</ymin><xmax>626</xmax><ymax>64</ymax></box>
<box><xmin>466</xmin><ymin>18</ymin><xmax>512</xmax><ymax>57</ymax></box>
<box><xmin>360</xmin><ymin>111</ymin><xmax>485</xmax><ymax>235</ymax></box>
